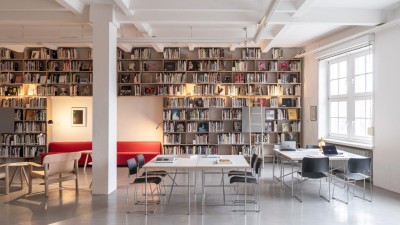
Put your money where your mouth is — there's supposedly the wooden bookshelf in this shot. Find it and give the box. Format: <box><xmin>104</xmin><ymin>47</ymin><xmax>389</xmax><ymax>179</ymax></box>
<box><xmin>117</xmin><ymin>47</ymin><xmax>303</xmax><ymax>158</ymax></box>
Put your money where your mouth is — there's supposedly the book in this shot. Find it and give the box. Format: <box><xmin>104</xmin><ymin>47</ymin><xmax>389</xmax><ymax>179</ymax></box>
<box><xmin>171</xmin><ymin>109</ymin><xmax>180</xmax><ymax>120</ymax></box>
<box><xmin>290</xmin><ymin>73</ymin><xmax>298</xmax><ymax>83</ymax></box>
<box><xmin>257</xmin><ymin>62</ymin><xmax>266</xmax><ymax>71</ymax></box>
<box><xmin>265</xmin><ymin>109</ymin><xmax>275</xmax><ymax>120</ymax></box>
<box><xmin>288</xmin><ymin>109</ymin><xmax>298</xmax><ymax>120</ymax></box>
<box><xmin>217</xmin><ymin>158</ymin><xmax>232</xmax><ymax>164</ymax></box>
<box><xmin>198</xmin><ymin>122</ymin><xmax>208</xmax><ymax>132</ymax></box>
<box><xmin>164</xmin><ymin>62</ymin><xmax>176</xmax><ymax>71</ymax></box>
<box><xmin>194</xmin><ymin>98</ymin><xmax>203</xmax><ymax>107</ymax></box>
<box><xmin>175</xmin><ymin>122</ymin><xmax>185</xmax><ymax>132</ymax></box>
<box><xmin>120</xmin><ymin>74</ymin><xmax>130</xmax><ymax>83</ymax></box>
<box><xmin>282</xmin><ymin>98</ymin><xmax>293</xmax><ymax>107</ymax></box>
<box><xmin>120</xmin><ymin>86</ymin><xmax>132</xmax><ymax>96</ymax></box>
<box><xmin>25</xmin><ymin>110</ymin><xmax>35</xmax><ymax>121</ymax></box>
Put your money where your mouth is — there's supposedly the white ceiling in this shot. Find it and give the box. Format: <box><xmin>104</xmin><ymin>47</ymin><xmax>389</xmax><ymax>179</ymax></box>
<box><xmin>0</xmin><ymin>0</ymin><xmax>399</xmax><ymax>52</ymax></box>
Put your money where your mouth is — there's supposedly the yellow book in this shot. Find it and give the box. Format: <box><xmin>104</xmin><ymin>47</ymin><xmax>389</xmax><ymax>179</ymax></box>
<box><xmin>288</xmin><ymin>109</ymin><xmax>297</xmax><ymax>120</ymax></box>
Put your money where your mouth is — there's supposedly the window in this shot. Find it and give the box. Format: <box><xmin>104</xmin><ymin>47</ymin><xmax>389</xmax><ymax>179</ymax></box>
<box><xmin>327</xmin><ymin>47</ymin><xmax>373</xmax><ymax>144</ymax></box>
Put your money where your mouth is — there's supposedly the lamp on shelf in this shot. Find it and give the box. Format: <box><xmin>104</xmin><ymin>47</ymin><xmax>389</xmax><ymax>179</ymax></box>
<box><xmin>47</xmin><ymin>120</ymin><xmax>53</xmax><ymax>125</ymax></box>
<box><xmin>318</xmin><ymin>137</ymin><xmax>325</xmax><ymax>151</ymax></box>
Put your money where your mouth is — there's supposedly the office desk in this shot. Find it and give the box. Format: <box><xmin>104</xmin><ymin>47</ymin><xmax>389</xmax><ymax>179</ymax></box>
<box><xmin>197</xmin><ymin>155</ymin><xmax>251</xmax><ymax>215</ymax></box>
<box><xmin>142</xmin><ymin>155</ymin><xmax>198</xmax><ymax>215</ymax></box>
<box><xmin>273</xmin><ymin>149</ymin><xmax>366</xmax><ymax>201</ymax></box>
<box><xmin>142</xmin><ymin>155</ymin><xmax>251</xmax><ymax>215</ymax></box>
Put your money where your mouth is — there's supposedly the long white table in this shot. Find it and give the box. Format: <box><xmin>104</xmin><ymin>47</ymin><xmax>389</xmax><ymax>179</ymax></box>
<box><xmin>142</xmin><ymin>155</ymin><xmax>251</xmax><ymax>215</ymax></box>
<box><xmin>273</xmin><ymin>148</ymin><xmax>367</xmax><ymax>202</ymax></box>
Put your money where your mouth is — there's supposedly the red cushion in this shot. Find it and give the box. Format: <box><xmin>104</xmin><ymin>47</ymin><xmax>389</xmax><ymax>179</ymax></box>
<box><xmin>45</xmin><ymin>141</ymin><xmax>161</xmax><ymax>166</ymax></box>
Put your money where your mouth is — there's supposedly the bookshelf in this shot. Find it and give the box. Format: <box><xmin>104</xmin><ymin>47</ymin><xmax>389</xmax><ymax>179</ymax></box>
<box><xmin>0</xmin><ymin>96</ymin><xmax>47</xmax><ymax>158</ymax></box>
<box><xmin>0</xmin><ymin>47</ymin><xmax>92</xmax><ymax>160</ymax></box>
<box><xmin>117</xmin><ymin>47</ymin><xmax>302</xmax><ymax>158</ymax></box>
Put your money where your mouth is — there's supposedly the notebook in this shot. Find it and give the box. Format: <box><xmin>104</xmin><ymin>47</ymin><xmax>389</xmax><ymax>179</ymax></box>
<box><xmin>280</xmin><ymin>141</ymin><xmax>297</xmax><ymax>151</ymax></box>
<box><xmin>322</xmin><ymin>145</ymin><xmax>343</xmax><ymax>156</ymax></box>
<box><xmin>154</xmin><ymin>156</ymin><xmax>177</xmax><ymax>163</ymax></box>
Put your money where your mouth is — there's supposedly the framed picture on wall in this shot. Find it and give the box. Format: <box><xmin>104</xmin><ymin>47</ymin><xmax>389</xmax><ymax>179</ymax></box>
<box><xmin>71</xmin><ymin>107</ymin><xmax>87</xmax><ymax>127</ymax></box>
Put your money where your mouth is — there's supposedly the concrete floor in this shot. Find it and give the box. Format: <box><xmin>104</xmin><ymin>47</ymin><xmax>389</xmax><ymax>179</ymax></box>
<box><xmin>1</xmin><ymin>163</ymin><xmax>400</xmax><ymax>225</ymax></box>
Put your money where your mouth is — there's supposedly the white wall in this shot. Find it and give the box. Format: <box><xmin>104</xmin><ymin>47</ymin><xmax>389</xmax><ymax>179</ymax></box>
<box><xmin>303</xmin><ymin>25</ymin><xmax>400</xmax><ymax>193</ymax></box>
<box><xmin>50</xmin><ymin>96</ymin><xmax>163</xmax><ymax>143</ymax></box>
<box><xmin>117</xmin><ymin>97</ymin><xmax>163</xmax><ymax>142</ymax></box>
<box><xmin>50</xmin><ymin>97</ymin><xmax>93</xmax><ymax>141</ymax></box>
<box><xmin>373</xmin><ymin>25</ymin><xmax>400</xmax><ymax>193</ymax></box>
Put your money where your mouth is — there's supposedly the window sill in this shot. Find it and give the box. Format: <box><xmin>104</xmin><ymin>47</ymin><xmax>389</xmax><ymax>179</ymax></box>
<box><xmin>324</xmin><ymin>138</ymin><xmax>373</xmax><ymax>150</ymax></box>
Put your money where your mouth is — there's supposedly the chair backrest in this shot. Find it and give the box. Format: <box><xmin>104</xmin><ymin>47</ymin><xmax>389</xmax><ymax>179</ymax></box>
<box><xmin>305</xmin><ymin>145</ymin><xmax>319</xmax><ymax>149</ymax></box>
<box><xmin>254</xmin><ymin>158</ymin><xmax>263</xmax><ymax>177</ymax></box>
<box><xmin>302</xmin><ymin>157</ymin><xmax>329</xmax><ymax>174</ymax></box>
<box><xmin>127</xmin><ymin>158</ymin><xmax>138</xmax><ymax>176</ymax></box>
<box><xmin>43</xmin><ymin>152</ymin><xmax>81</xmax><ymax>176</ymax></box>
<box><xmin>348</xmin><ymin>158</ymin><xmax>371</xmax><ymax>174</ymax></box>
<box><xmin>250</xmin><ymin>153</ymin><xmax>258</xmax><ymax>170</ymax></box>
<box><xmin>136</xmin><ymin>154</ymin><xmax>145</xmax><ymax>169</ymax></box>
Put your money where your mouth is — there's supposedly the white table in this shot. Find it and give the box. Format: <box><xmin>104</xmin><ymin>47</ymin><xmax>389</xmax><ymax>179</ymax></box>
<box><xmin>142</xmin><ymin>155</ymin><xmax>199</xmax><ymax>215</ymax></box>
<box><xmin>273</xmin><ymin>148</ymin><xmax>367</xmax><ymax>201</ymax></box>
<box><xmin>80</xmin><ymin>150</ymin><xmax>92</xmax><ymax>171</ymax></box>
<box><xmin>197</xmin><ymin>155</ymin><xmax>251</xmax><ymax>215</ymax></box>
<box><xmin>142</xmin><ymin>155</ymin><xmax>251</xmax><ymax>215</ymax></box>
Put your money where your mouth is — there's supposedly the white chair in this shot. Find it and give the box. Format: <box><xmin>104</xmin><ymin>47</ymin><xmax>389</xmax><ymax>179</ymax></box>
<box><xmin>0</xmin><ymin>163</ymin><xmax>9</xmax><ymax>195</ymax></box>
<box><xmin>29</xmin><ymin>152</ymin><xmax>81</xmax><ymax>197</ymax></box>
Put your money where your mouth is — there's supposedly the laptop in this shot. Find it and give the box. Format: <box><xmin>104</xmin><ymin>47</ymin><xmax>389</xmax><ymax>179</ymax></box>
<box><xmin>154</xmin><ymin>156</ymin><xmax>177</xmax><ymax>163</ymax></box>
<box><xmin>322</xmin><ymin>145</ymin><xmax>343</xmax><ymax>156</ymax></box>
<box><xmin>280</xmin><ymin>141</ymin><xmax>297</xmax><ymax>151</ymax></box>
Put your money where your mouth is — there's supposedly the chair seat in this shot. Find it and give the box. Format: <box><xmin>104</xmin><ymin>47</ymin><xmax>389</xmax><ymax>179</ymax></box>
<box><xmin>228</xmin><ymin>170</ymin><xmax>253</xmax><ymax>177</ymax></box>
<box><xmin>0</xmin><ymin>172</ymin><xmax>6</xmax><ymax>179</ymax></box>
<box><xmin>141</xmin><ymin>170</ymin><xmax>167</xmax><ymax>177</ymax></box>
<box><xmin>230</xmin><ymin>176</ymin><xmax>257</xmax><ymax>184</ymax></box>
<box><xmin>337</xmin><ymin>172</ymin><xmax>369</xmax><ymax>181</ymax></box>
<box><xmin>30</xmin><ymin>170</ymin><xmax>45</xmax><ymax>179</ymax></box>
<box><xmin>133</xmin><ymin>176</ymin><xmax>162</xmax><ymax>184</ymax></box>
<box><xmin>298</xmin><ymin>171</ymin><xmax>327</xmax><ymax>179</ymax></box>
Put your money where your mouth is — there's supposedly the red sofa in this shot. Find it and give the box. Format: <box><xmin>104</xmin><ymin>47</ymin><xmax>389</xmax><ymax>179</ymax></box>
<box><xmin>44</xmin><ymin>141</ymin><xmax>161</xmax><ymax>166</ymax></box>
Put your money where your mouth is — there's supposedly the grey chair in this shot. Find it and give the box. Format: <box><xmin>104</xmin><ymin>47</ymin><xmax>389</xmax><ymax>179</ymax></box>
<box><xmin>125</xmin><ymin>158</ymin><xmax>162</xmax><ymax>213</ymax></box>
<box><xmin>228</xmin><ymin>153</ymin><xmax>258</xmax><ymax>177</ymax></box>
<box><xmin>229</xmin><ymin>157</ymin><xmax>263</xmax><ymax>212</ymax></box>
<box><xmin>332</xmin><ymin>157</ymin><xmax>372</xmax><ymax>204</ymax></box>
<box><xmin>296</xmin><ymin>157</ymin><xmax>330</xmax><ymax>202</ymax></box>
<box><xmin>0</xmin><ymin>163</ymin><xmax>9</xmax><ymax>195</ymax></box>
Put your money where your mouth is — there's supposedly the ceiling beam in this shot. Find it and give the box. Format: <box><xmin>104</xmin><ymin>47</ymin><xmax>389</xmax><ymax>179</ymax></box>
<box><xmin>133</xmin><ymin>23</ymin><xmax>164</xmax><ymax>52</ymax></box>
<box><xmin>0</xmin><ymin>0</ymin><xmax>67</xmax><ymax>12</ymax></box>
<box><xmin>253</xmin><ymin>0</ymin><xmax>281</xmax><ymax>42</ymax></box>
<box><xmin>293</xmin><ymin>0</ymin><xmax>315</xmax><ymax>17</ymax></box>
<box><xmin>0</xmin><ymin>11</ymin><xmax>90</xmax><ymax>25</ymax></box>
<box><xmin>56</xmin><ymin>0</ymin><xmax>85</xmax><ymax>14</ymax></box>
<box><xmin>270</xmin><ymin>9</ymin><xmax>383</xmax><ymax>26</ymax></box>
<box><xmin>259</xmin><ymin>25</ymin><xmax>285</xmax><ymax>52</ymax></box>
<box><xmin>114</xmin><ymin>0</ymin><xmax>134</xmax><ymax>15</ymax></box>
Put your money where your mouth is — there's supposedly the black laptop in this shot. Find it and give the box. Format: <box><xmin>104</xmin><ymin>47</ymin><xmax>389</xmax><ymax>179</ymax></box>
<box><xmin>322</xmin><ymin>145</ymin><xmax>343</xmax><ymax>156</ymax></box>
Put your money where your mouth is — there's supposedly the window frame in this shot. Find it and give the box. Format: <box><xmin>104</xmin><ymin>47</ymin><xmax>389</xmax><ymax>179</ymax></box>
<box><xmin>326</xmin><ymin>48</ymin><xmax>373</xmax><ymax>145</ymax></box>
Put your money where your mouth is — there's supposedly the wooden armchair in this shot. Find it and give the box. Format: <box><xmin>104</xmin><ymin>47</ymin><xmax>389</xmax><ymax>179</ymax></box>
<box><xmin>0</xmin><ymin>163</ymin><xmax>9</xmax><ymax>195</ymax></box>
<box><xmin>29</xmin><ymin>152</ymin><xmax>81</xmax><ymax>197</ymax></box>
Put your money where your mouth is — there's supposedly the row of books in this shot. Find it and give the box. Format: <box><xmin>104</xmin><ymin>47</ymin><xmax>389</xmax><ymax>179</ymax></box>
<box><xmin>14</xmin><ymin>121</ymin><xmax>46</xmax><ymax>133</ymax></box>
<box><xmin>222</xmin><ymin>109</ymin><xmax>242</xmax><ymax>120</ymax></box>
<box><xmin>217</xmin><ymin>133</ymin><xmax>245</xmax><ymax>144</ymax></box>
<box><xmin>0</xmin><ymin>48</ymin><xmax>14</xmax><ymax>59</ymax></box>
<box><xmin>163</xmin><ymin>134</ymin><xmax>182</xmax><ymax>144</ymax></box>
<box><xmin>198</xmin><ymin>48</ymin><xmax>224</xmax><ymax>59</ymax></box>
<box><xmin>163</xmin><ymin>48</ymin><xmax>180</xmax><ymax>59</ymax></box>
<box><xmin>163</xmin><ymin>145</ymin><xmax>218</xmax><ymax>155</ymax></box>
<box><xmin>1</xmin><ymin>62</ymin><xmax>19</xmax><ymax>71</ymax></box>
<box><xmin>36</xmin><ymin>85</ymin><xmax>91</xmax><ymax>96</ymax></box>
<box><xmin>0</xmin><ymin>146</ymin><xmax>44</xmax><ymax>158</ymax></box>
<box><xmin>131</xmin><ymin>48</ymin><xmax>151</xmax><ymax>59</ymax></box>
<box><xmin>0</xmin><ymin>133</ymin><xmax>46</xmax><ymax>145</ymax></box>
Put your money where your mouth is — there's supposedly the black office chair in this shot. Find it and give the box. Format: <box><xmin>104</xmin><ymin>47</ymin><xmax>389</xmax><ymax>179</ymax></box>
<box><xmin>332</xmin><ymin>157</ymin><xmax>372</xmax><ymax>204</ymax></box>
<box><xmin>125</xmin><ymin>158</ymin><xmax>162</xmax><ymax>213</ymax></box>
<box><xmin>228</xmin><ymin>153</ymin><xmax>258</xmax><ymax>177</ymax></box>
<box><xmin>229</xmin><ymin>157</ymin><xmax>263</xmax><ymax>212</ymax></box>
<box><xmin>296</xmin><ymin>157</ymin><xmax>330</xmax><ymax>202</ymax></box>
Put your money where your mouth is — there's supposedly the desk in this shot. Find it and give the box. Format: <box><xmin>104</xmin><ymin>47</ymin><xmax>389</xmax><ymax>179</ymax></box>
<box><xmin>142</xmin><ymin>155</ymin><xmax>198</xmax><ymax>215</ymax></box>
<box><xmin>197</xmin><ymin>155</ymin><xmax>251</xmax><ymax>215</ymax></box>
<box><xmin>80</xmin><ymin>150</ymin><xmax>92</xmax><ymax>172</ymax></box>
<box><xmin>8</xmin><ymin>162</ymin><xmax>31</xmax><ymax>190</ymax></box>
<box><xmin>142</xmin><ymin>155</ymin><xmax>251</xmax><ymax>215</ymax></box>
<box><xmin>273</xmin><ymin>149</ymin><xmax>366</xmax><ymax>201</ymax></box>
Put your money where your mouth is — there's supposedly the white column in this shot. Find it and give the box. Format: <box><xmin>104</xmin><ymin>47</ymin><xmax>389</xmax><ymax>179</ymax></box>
<box><xmin>90</xmin><ymin>4</ymin><xmax>118</xmax><ymax>195</ymax></box>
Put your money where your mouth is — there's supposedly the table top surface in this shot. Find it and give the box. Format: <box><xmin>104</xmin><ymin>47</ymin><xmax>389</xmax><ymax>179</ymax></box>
<box><xmin>143</xmin><ymin>155</ymin><xmax>250</xmax><ymax>169</ymax></box>
<box><xmin>80</xmin><ymin>150</ymin><xmax>92</xmax><ymax>154</ymax></box>
<box><xmin>273</xmin><ymin>148</ymin><xmax>367</xmax><ymax>161</ymax></box>
<box><xmin>8</xmin><ymin>162</ymin><xmax>31</xmax><ymax>167</ymax></box>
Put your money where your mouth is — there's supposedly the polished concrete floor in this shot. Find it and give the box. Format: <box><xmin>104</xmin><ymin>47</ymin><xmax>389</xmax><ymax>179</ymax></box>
<box><xmin>1</xmin><ymin>163</ymin><xmax>400</xmax><ymax>225</ymax></box>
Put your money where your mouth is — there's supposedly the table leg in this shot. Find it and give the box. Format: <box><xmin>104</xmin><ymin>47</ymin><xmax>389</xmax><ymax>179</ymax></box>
<box><xmin>84</xmin><ymin>153</ymin><xmax>89</xmax><ymax>171</ymax></box>
<box><xmin>244</xmin><ymin>167</ymin><xmax>247</xmax><ymax>215</ymax></box>
<box><xmin>187</xmin><ymin>170</ymin><xmax>190</xmax><ymax>215</ymax></box>
<box><xmin>202</xmin><ymin>169</ymin><xmax>205</xmax><ymax>215</ymax></box>
<box><xmin>145</xmin><ymin>168</ymin><xmax>148</xmax><ymax>215</ymax></box>
<box><xmin>9</xmin><ymin>167</ymin><xmax>18</xmax><ymax>186</ymax></box>
<box><xmin>19</xmin><ymin>167</ymin><xmax>23</xmax><ymax>189</ymax></box>
<box><xmin>22</xmin><ymin>167</ymin><xmax>29</xmax><ymax>186</ymax></box>
<box><xmin>222</xmin><ymin>169</ymin><xmax>226</xmax><ymax>205</ymax></box>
